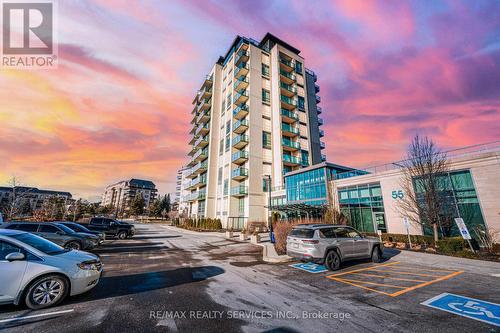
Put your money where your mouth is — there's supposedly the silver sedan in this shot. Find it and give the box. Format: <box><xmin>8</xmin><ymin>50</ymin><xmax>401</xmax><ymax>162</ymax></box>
<box><xmin>0</xmin><ymin>229</ymin><xmax>103</xmax><ymax>309</ymax></box>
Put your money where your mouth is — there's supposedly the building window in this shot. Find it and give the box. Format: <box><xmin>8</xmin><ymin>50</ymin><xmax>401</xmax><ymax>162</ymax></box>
<box><xmin>238</xmin><ymin>198</ymin><xmax>245</xmax><ymax>215</ymax></box>
<box><xmin>225</xmin><ymin>134</ymin><xmax>230</xmax><ymax>151</ymax></box>
<box><xmin>221</xmin><ymin>99</ymin><xmax>225</xmax><ymax>112</ymax></box>
<box><xmin>226</xmin><ymin>121</ymin><xmax>231</xmax><ymax>135</ymax></box>
<box><xmin>295</xmin><ymin>61</ymin><xmax>303</xmax><ymax>74</ymax></box>
<box><xmin>219</xmin><ymin>139</ymin><xmax>224</xmax><ymax>155</ymax></box>
<box><xmin>297</xmin><ymin>96</ymin><xmax>305</xmax><ymax>110</ymax></box>
<box><xmin>262</xmin><ymin>63</ymin><xmax>270</xmax><ymax>77</ymax></box>
<box><xmin>227</xmin><ymin>94</ymin><xmax>232</xmax><ymax>109</ymax></box>
<box><xmin>223</xmin><ymin>180</ymin><xmax>229</xmax><ymax>196</ymax></box>
<box><xmin>218</xmin><ymin>167</ymin><xmax>223</xmax><ymax>185</ymax></box>
<box><xmin>263</xmin><ymin>179</ymin><xmax>269</xmax><ymax>192</ymax></box>
<box><xmin>262</xmin><ymin>89</ymin><xmax>270</xmax><ymax>104</ymax></box>
<box><xmin>262</xmin><ymin>131</ymin><xmax>271</xmax><ymax>149</ymax></box>
<box><xmin>301</xmin><ymin>150</ymin><xmax>309</xmax><ymax>166</ymax></box>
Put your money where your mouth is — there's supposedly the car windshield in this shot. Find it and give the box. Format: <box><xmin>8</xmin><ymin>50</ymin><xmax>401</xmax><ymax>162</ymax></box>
<box><xmin>289</xmin><ymin>228</ymin><xmax>315</xmax><ymax>238</ymax></box>
<box><xmin>64</xmin><ymin>223</ymin><xmax>90</xmax><ymax>233</ymax></box>
<box><xmin>10</xmin><ymin>233</ymin><xmax>67</xmax><ymax>255</ymax></box>
<box><xmin>54</xmin><ymin>223</ymin><xmax>77</xmax><ymax>234</ymax></box>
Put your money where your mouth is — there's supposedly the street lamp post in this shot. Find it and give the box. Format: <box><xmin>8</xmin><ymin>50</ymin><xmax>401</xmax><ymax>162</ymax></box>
<box><xmin>265</xmin><ymin>175</ymin><xmax>274</xmax><ymax>243</ymax></box>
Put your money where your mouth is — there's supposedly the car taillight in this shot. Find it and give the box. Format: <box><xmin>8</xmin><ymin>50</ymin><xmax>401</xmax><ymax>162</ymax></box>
<box><xmin>302</xmin><ymin>239</ymin><xmax>319</xmax><ymax>244</ymax></box>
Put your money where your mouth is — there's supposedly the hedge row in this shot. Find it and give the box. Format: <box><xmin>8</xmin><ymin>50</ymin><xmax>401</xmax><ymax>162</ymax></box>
<box><xmin>363</xmin><ymin>232</ymin><xmax>435</xmax><ymax>245</ymax></box>
<box><xmin>173</xmin><ymin>217</ymin><xmax>222</xmax><ymax>231</ymax></box>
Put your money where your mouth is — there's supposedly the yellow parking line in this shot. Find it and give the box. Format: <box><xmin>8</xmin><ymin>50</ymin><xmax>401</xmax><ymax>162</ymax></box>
<box><xmin>388</xmin><ymin>270</ymin><xmax>464</xmax><ymax>297</ymax></box>
<box><xmin>336</xmin><ymin>278</ymin><xmax>408</xmax><ymax>289</ymax></box>
<box><xmin>326</xmin><ymin>278</ymin><xmax>394</xmax><ymax>296</ymax></box>
<box><xmin>369</xmin><ymin>269</ymin><xmax>442</xmax><ymax>277</ymax></box>
<box><xmin>327</xmin><ymin>261</ymin><xmax>401</xmax><ymax>277</ymax></box>
<box><xmin>351</xmin><ymin>272</ymin><xmax>428</xmax><ymax>283</ymax></box>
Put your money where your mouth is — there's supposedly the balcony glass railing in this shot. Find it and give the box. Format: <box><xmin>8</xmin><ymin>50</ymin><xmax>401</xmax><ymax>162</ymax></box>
<box><xmin>317</xmin><ymin>106</ymin><xmax>322</xmax><ymax>114</ymax></box>
<box><xmin>282</xmin><ymin>138</ymin><xmax>300</xmax><ymax>149</ymax></box>
<box><xmin>281</xmin><ymin>123</ymin><xmax>300</xmax><ymax>135</ymax></box>
<box><xmin>320</xmin><ymin>141</ymin><xmax>326</xmax><ymax>149</ymax></box>
<box><xmin>232</xmin><ymin>150</ymin><xmax>249</xmax><ymax>162</ymax></box>
<box><xmin>230</xmin><ymin>185</ymin><xmax>248</xmax><ymax>196</ymax></box>
<box><xmin>194</xmin><ymin>135</ymin><xmax>208</xmax><ymax>147</ymax></box>
<box><xmin>233</xmin><ymin>118</ymin><xmax>249</xmax><ymax>131</ymax></box>
<box><xmin>279</xmin><ymin>57</ymin><xmax>294</xmax><ymax>68</ymax></box>
<box><xmin>234</xmin><ymin>62</ymin><xmax>249</xmax><ymax>77</ymax></box>
<box><xmin>316</xmin><ymin>95</ymin><xmax>321</xmax><ymax>103</ymax></box>
<box><xmin>319</xmin><ymin>129</ymin><xmax>325</xmax><ymax>137</ymax></box>
<box><xmin>233</xmin><ymin>90</ymin><xmax>249</xmax><ymax>103</ymax></box>
<box><xmin>318</xmin><ymin>117</ymin><xmax>324</xmax><ymax>125</ymax></box>
<box><xmin>233</xmin><ymin>76</ymin><xmax>249</xmax><ymax>90</ymax></box>
<box><xmin>232</xmin><ymin>168</ymin><xmax>248</xmax><ymax>178</ymax></box>
<box><xmin>191</xmin><ymin>161</ymin><xmax>208</xmax><ymax>173</ymax></box>
<box><xmin>194</xmin><ymin>123</ymin><xmax>210</xmax><ymax>136</ymax></box>
<box><xmin>283</xmin><ymin>154</ymin><xmax>301</xmax><ymax>164</ymax></box>
<box><xmin>233</xmin><ymin>134</ymin><xmax>249</xmax><ymax>146</ymax></box>
<box><xmin>280</xmin><ymin>82</ymin><xmax>297</xmax><ymax>94</ymax></box>
<box><xmin>193</xmin><ymin>147</ymin><xmax>208</xmax><ymax>160</ymax></box>
<box><xmin>233</xmin><ymin>104</ymin><xmax>249</xmax><ymax>118</ymax></box>
<box><xmin>280</xmin><ymin>69</ymin><xmax>296</xmax><ymax>81</ymax></box>
<box><xmin>280</xmin><ymin>95</ymin><xmax>297</xmax><ymax>106</ymax></box>
<box><xmin>235</xmin><ymin>49</ymin><xmax>249</xmax><ymax>63</ymax></box>
<box><xmin>281</xmin><ymin>109</ymin><xmax>299</xmax><ymax>121</ymax></box>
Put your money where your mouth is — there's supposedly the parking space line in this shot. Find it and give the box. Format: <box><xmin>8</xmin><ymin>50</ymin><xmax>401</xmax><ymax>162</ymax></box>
<box><xmin>371</xmin><ymin>269</ymin><xmax>443</xmax><ymax>277</ymax></box>
<box><xmin>327</xmin><ymin>261</ymin><xmax>401</xmax><ymax>277</ymax></box>
<box><xmin>335</xmin><ymin>278</ymin><xmax>408</xmax><ymax>289</ymax></box>
<box><xmin>0</xmin><ymin>309</ymin><xmax>74</xmax><ymax>324</ymax></box>
<box><xmin>389</xmin><ymin>271</ymin><xmax>464</xmax><ymax>297</ymax></box>
<box><xmin>326</xmin><ymin>278</ymin><xmax>394</xmax><ymax>296</ymax></box>
<box><xmin>351</xmin><ymin>272</ymin><xmax>428</xmax><ymax>283</ymax></box>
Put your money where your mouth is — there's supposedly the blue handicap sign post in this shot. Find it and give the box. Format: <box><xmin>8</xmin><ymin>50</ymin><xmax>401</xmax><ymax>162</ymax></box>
<box><xmin>289</xmin><ymin>263</ymin><xmax>327</xmax><ymax>273</ymax></box>
<box><xmin>421</xmin><ymin>293</ymin><xmax>500</xmax><ymax>327</ymax></box>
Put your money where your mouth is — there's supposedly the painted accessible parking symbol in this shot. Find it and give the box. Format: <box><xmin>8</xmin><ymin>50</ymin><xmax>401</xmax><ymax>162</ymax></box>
<box><xmin>289</xmin><ymin>263</ymin><xmax>327</xmax><ymax>273</ymax></box>
<box><xmin>422</xmin><ymin>293</ymin><xmax>500</xmax><ymax>327</ymax></box>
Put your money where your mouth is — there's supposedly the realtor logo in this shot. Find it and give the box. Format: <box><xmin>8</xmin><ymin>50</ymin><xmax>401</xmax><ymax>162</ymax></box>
<box><xmin>1</xmin><ymin>1</ymin><xmax>57</xmax><ymax>68</ymax></box>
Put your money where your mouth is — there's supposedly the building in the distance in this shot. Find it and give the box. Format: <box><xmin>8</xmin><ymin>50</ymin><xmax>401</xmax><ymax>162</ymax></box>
<box><xmin>185</xmin><ymin>33</ymin><xmax>325</xmax><ymax>228</ymax></box>
<box><xmin>174</xmin><ymin>166</ymin><xmax>191</xmax><ymax>217</ymax></box>
<box><xmin>101</xmin><ymin>179</ymin><xmax>157</xmax><ymax>213</ymax></box>
<box><xmin>0</xmin><ymin>186</ymin><xmax>72</xmax><ymax>212</ymax></box>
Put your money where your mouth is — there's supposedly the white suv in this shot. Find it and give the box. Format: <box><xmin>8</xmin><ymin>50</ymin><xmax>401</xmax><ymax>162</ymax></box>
<box><xmin>0</xmin><ymin>229</ymin><xmax>103</xmax><ymax>309</ymax></box>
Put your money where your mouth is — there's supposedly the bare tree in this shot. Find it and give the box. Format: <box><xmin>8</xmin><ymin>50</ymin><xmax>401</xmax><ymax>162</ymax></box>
<box><xmin>324</xmin><ymin>179</ymin><xmax>348</xmax><ymax>225</ymax></box>
<box><xmin>396</xmin><ymin>135</ymin><xmax>449</xmax><ymax>243</ymax></box>
<box><xmin>4</xmin><ymin>176</ymin><xmax>34</xmax><ymax>220</ymax></box>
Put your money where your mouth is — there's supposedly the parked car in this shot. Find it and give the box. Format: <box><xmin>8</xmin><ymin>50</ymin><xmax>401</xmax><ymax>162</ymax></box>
<box><xmin>286</xmin><ymin>224</ymin><xmax>383</xmax><ymax>271</ymax></box>
<box><xmin>0</xmin><ymin>229</ymin><xmax>102</xmax><ymax>309</ymax></box>
<box><xmin>82</xmin><ymin>217</ymin><xmax>135</xmax><ymax>239</ymax></box>
<box><xmin>57</xmin><ymin>222</ymin><xmax>105</xmax><ymax>245</ymax></box>
<box><xmin>0</xmin><ymin>222</ymin><xmax>99</xmax><ymax>250</ymax></box>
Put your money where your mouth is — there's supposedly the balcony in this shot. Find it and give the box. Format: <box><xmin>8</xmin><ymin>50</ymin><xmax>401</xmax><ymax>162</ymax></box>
<box><xmin>279</xmin><ymin>56</ymin><xmax>294</xmax><ymax>72</ymax></box>
<box><xmin>280</xmin><ymin>82</ymin><xmax>297</xmax><ymax>97</ymax></box>
<box><xmin>194</xmin><ymin>135</ymin><xmax>209</xmax><ymax>149</ymax></box>
<box><xmin>318</xmin><ymin>117</ymin><xmax>324</xmax><ymax>125</ymax></box>
<box><xmin>232</xmin><ymin>134</ymin><xmax>249</xmax><ymax>149</ymax></box>
<box><xmin>319</xmin><ymin>129</ymin><xmax>325</xmax><ymax>137</ymax></box>
<box><xmin>279</xmin><ymin>69</ymin><xmax>296</xmax><ymax>85</ymax></box>
<box><xmin>314</xmin><ymin>83</ymin><xmax>320</xmax><ymax>93</ymax></box>
<box><xmin>233</xmin><ymin>118</ymin><xmax>249</xmax><ymax>134</ymax></box>
<box><xmin>190</xmin><ymin>176</ymin><xmax>207</xmax><ymax>189</ymax></box>
<box><xmin>234</xmin><ymin>76</ymin><xmax>249</xmax><ymax>91</ymax></box>
<box><xmin>301</xmin><ymin>159</ymin><xmax>309</xmax><ymax>167</ymax></box>
<box><xmin>280</xmin><ymin>95</ymin><xmax>297</xmax><ymax>110</ymax></box>
<box><xmin>315</xmin><ymin>95</ymin><xmax>321</xmax><ymax>104</ymax></box>
<box><xmin>321</xmin><ymin>154</ymin><xmax>327</xmax><ymax>162</ymax></box>
<box><xmin>305</xmin><ymin>68</ymin><xmax>317</xmax><ymax>82</ymax></box>
<box><xmin>232</xmin><ymin>150</ymin><xmax>249</xmax><ymax>165</ymax></box>
<box><xmin>281</xmin><ymin>108</ymin><xmax>299</xmax><ymax>124</ymax></box>
<box><xmin>281</xmin><ymin>123</ymin><xmax>300</xmax><ymax>137</ymax></box>
<box><xmin>188</xmin><ymin>146</ymin><xmax>198</xmax><ymax>157</ymax></box>
<box><xmin>320</xmin><ymin>141</ymin><xmax>326</xmax><ymax>149</ymax></box>
<box><xmin>233</xmin><ymin>89</ymin><xmax>249</xmax><ymax>105</ymax></box>
<box><xmin>317</xmin><ymin>106</ymin><xmax>322</xmax><ymax>114</ymax></box>
<box><xmin>188</xmin><ymin>135</ymin><xmax>197</xmax><ymax>145</ymax></box>
<box><xmin>201</xmin><ymin>74</ymin><xmax>213</xmax><ymax>89</ymax></box>
<box><xmin>196</xmin><ymin>110</ymin><xmax>210</xmax><ymax>124</ymax></box>
<box><xmin>230</xmin><ymin>185</ymin><xmax>248</xmax><ymax>197</ymax></box>
<box><xmin>193</xmin><ymin>147</ymin><xmax>208</xmax><ymax>162</ymax></box>
<box><xmin>186</xmin><ymin>159</ymin><xmax>197</xmax><ymax>168</ymax></box>
<box><xmin>190</xmin><ymin>161</ymin><xmax>208</xmax><ymax>177</ymax></box>
<box><xmin>200</xmin><ymin>85</ymin><xmax>212</xmax><ymax>100</ymax></box>
<box><xmin>231</xmin><ymin>167</ymin><xmax>248</xmax><ymax>180</ymax></box>
<box><xmin>283</xmin><ymin>154</ymin><xmax>301</xmax><ymax>167</ymax></box>
<box><xmin>282</xmin><ymin>138</ymin><xmax>300</xmax><ymax>152</ymax></box>
<box><xmin>234</xmin><ymin>62</ymin><xmax>249</xmax><ymax>79</ymax></box>
<box><xmin>233</xmin><ymin>104</ymin><xmax>249</xmax><ymax>120</ymax></box>
<box><xmin>235</xmin><ymin>49</ymin><xmax>249</xmax><ymax>66</ymax></box>
<box><xmin>196</xmin><ymin>98</ymin><xmax>211</xmax><ymax>113</ymax></box>
<box><xmin>195</xmin><ymin>123</ymin><xmax>210</xmax><ymax>136</ymax></box>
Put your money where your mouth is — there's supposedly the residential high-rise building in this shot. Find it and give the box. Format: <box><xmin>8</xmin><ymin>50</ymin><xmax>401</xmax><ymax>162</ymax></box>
<box><xmin>101</xmin><ymin>179</ymin><xmax>157</xmax><ymax>213</ymax></box>
<box><xmin>185</xmin><ymin>33</ymin><xmax>325</xmax><ymax>228</ymax></box>
<box><xmin>174</xmin><ymin>166</ymin><xmax>191</xmax><ymax>217</ymax></box>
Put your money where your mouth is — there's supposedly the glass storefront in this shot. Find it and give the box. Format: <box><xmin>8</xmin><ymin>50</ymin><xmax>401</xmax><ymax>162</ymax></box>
<box><xmin>338</xmin><ymin>182</ymin><xmax>386</xmax><ymax>233</ymax></box>
<box><xmin>285</xmin><ymin>167</ymin><xmax>327</xmax><ymax>206</ymax></box>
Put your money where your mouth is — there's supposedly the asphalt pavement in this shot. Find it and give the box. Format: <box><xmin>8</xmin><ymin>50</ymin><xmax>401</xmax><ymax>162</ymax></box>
<box><xmin>1</xmin><ymin>223</ymin><xmax>499</xmax><ymax>332</ymax></box>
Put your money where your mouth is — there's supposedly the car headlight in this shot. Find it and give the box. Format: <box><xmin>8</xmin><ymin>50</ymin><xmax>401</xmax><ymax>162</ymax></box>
<box><xmin>78</xmin><ymin>260</ymin><xmax>102</xmax><ymax>271</ymax></box>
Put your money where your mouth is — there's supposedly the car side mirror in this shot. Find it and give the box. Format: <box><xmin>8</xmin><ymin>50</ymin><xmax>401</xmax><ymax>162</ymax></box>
<box><xmin>5</xmin><ymin>252</ymin><xmax>25</xmax><ymax>261</ymax></box>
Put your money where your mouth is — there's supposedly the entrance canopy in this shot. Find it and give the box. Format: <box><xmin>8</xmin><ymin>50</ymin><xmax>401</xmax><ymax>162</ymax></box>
<box><xmin>269</xmin><ymin>203</ymin><xmax>326</xmax><ymax>217</ymax></box>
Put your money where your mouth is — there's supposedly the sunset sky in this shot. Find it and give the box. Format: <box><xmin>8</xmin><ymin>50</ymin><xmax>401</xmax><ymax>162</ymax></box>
<box><xmin>1</xmin><ymin>0</ymin><xmax>499</xmax><ymax>200</ymax></box>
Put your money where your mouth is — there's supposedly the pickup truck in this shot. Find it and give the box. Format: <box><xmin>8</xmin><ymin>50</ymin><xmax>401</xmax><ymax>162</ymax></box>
<box><xmin>81</xmin><ymin>217</ymin><xmax>135</xmax><ymax>239</ymax></box>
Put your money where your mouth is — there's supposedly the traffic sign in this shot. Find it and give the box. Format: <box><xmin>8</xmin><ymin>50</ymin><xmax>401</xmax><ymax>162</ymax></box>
<box><xmin>454</xmin><ymin>218</ymin><xmax>471</xmax><ymax>240</ymax></box>
<box><xmin>422</xmin><ymin>293</ymin><xmax>500</xmax><ymax>327</ymax></box>
<box><xmin>289</xmin><ymin>263</ymin><xmax>327</xmax><ymax>273</ymax></box>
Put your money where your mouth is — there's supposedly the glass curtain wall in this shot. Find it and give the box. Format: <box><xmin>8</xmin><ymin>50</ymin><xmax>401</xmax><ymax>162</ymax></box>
<box><xmin>285</xmin><ymin>167</ymin><xmax>327</xmax><ymax>205</ymax></box>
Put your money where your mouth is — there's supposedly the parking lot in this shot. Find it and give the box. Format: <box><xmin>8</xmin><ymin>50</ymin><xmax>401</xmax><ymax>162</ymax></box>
<box><xmin>1</xmin><ymin>223</ymin><xmax>499</xmax><ymax>332</ymax></box>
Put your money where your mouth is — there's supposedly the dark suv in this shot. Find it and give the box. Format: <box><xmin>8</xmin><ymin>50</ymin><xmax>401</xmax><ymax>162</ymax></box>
<box><xmin>0</xmin><ymin>222</ymin><xmax>99</xmax><ymax>250</ymax></box>
<box><xmin>83</xmin><ymin>217</ymin><xmax>135</xmax><ymax>239</ymax></box>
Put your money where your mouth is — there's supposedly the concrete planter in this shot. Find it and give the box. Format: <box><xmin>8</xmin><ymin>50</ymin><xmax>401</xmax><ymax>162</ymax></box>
<box><xmin>225</xmin><ymin>231</ymin><xmax>233</xmax><ymax>238</ymax></box>
<box><xmin>239</xmin><ymin>233</ymin><xmax>248</xmax><ymax>241</ymax></box>
<box><xmin>250</xmin><ymin>234</ymin><xmax>261</xmax><ymax>244</ymax></box>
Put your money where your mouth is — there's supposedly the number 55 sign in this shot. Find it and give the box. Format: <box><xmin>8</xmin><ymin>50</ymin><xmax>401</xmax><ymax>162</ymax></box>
<box><xmin>392</xmin><ymin>190</ymin><xmax>404</xmax><ymax>199</ymax></box>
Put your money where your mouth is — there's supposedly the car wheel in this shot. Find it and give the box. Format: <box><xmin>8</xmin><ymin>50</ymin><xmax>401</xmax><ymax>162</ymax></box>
<box><xmin>325</xmin><ymin>250</ymin><xmax>341</xmax><ymax>271</ymax></box>
<box><xmin>371</xmin><ymin>246</ymin><xmax>382</xmax><ymax>263</ymax></box>
<box><xmin>25</xmin><ymin>275</ymin><xmax>69</xmax><ymax>309</ymax></box>
<box><xmin>117</xmin><ymin>231</ymin><xmax>127</xmax><ymax>240</ymax></box>
<box><xmin>64</xmin><ymin>241</ymin><xmax>81</xmax><ymax>250</ymax></box>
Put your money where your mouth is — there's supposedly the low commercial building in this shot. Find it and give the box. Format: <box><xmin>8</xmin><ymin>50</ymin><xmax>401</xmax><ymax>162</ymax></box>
<box><xmin>0</xmin><ymin>186</ymin><xmax>72</xmax><ymax>212</ymax></box>
<box><xmin>272</xmin><ymin>142</ymin><xmax>500</xmax><ymax>240</ymax></box>
<box><xmin>101</xmin><ymin>179</ymin><xmax>157</xmax><ymax>213</ymax></box>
